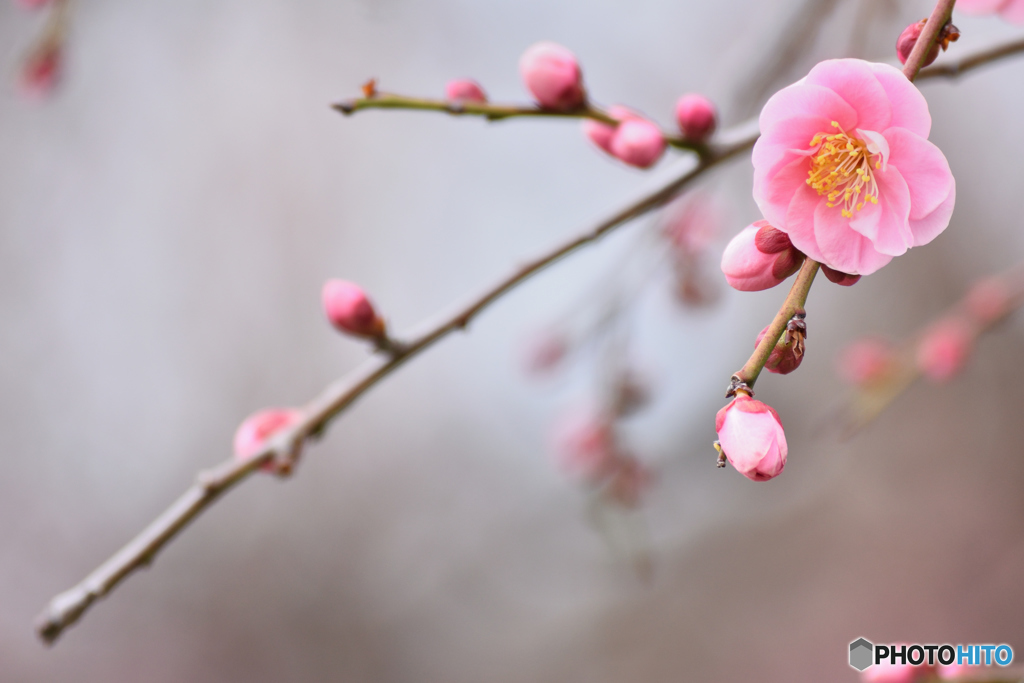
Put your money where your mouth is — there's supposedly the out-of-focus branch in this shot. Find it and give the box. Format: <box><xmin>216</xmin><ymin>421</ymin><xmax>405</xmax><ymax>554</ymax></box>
<box><xmin>33</xmin><ymin>126</ymin><xmax>757</xmax><ymax>646</ymax></box>
<box><xmin>732</xmin><ymin>259</ymin><xmax>820</xmax><ymax>391</ymax></box>
<box><xmin>332</xmin><ymin>93</ymin><xmax>707</xmax><ymax>154</ymax></box>
<box><xmin>918</xmin><ymin>35</ymin><xmax>1024</xmax><ymax>80</ymax></box>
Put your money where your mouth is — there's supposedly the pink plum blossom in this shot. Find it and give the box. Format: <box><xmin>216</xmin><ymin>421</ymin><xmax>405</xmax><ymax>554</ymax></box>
<box><xmin>583</xmin><ymin>106</ymin><xmax>666</xmax><ymax>168</ymax></box>
<box><xmin>965</xmin><ymin>276</ymin><xmax>1012</xmax><ymax>324</ymax></box>
<box><xmin>19</xmin><ymin>43</ymin><xmax>61</xmax><ymax>100</ymax></box>
<box><xmin>957</xmin><ymin>0</ymin><xmax>1024</xmax><ymax>23</ymax></box>
<box><xmin>550</xmin><ymin>408</ymin><xmax>617</xmax><ymax>483</ymax></box>
<box><xmin>838</xmin><ymin>337</ymin><xmax>895</xmax><ymax>387</ymax></box>
<box><xmin>233</xmin><ymin>408</ymin><xmax>304</xmax><ymax>472</ymax></box>
<box><xmin>721</xmin><ymin>220</ymin><xmax>805</xmax><ymax>291</ymax></box>
<box><xmin>916</xmin><ymin>317</ymin><xmax>974</xmax><ymax>382</ymax></box>
<box><xmin>861</xmin><ymin>658</ymin><xmax>933</xmax><ymax>683</ymax></box>
<box><xmin>752</xmin><ymin>59</ymin><xmax>955</xmax><ymax>276</ymax></box>
<box><xmin>715</xmin><ymin>395</ymin><xmax>787</xmax><ymax>481</ymax></box>
<box><xmin>519</xmin><ymin>42</ymin><xmax>585</xmax><ymax>111</ymax></box>
<box><xmin>322</xmin><ymin>279</ymin><xmax>385</xmax><ymax>339</ymax></box>
<box><xmin>674</xmin><ymin>93</ymin><xmax>717</xmax><ymax>142</ymax></box>
<box><xmin>445</xmin><ymin>79</ymin><xmax>487</xmax><ymax>103</ymax></box>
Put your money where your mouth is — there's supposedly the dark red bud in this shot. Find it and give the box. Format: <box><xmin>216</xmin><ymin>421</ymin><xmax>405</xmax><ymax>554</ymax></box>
<box><xmin>821</xmin><ymin>265</ymin><xmax>861</xmax><ymax>286</ymax></box>
<box><xmin>754</xmin><ymin>224</ymin><xmax>793</xmax><ymax>254</ymax></box>
<box><xmin>771</xmin><ymin>249</ymin><xmax>805</xmax><ymax>280</ymax></box>
<box><xmin>897</xmin><ymin>19</ymin><xmax>959</xmax><ymax>67</ymax></box>
<box><xmin>755</xmin><ymin>314</ymin><xmax>807</xmax><ymax>376</ymax></box>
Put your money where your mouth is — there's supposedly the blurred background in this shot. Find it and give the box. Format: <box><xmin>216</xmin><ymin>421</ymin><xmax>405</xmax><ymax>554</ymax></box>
<box><xmin>2</xmin><ymin>0</ymin><xmax>1024</xmax><ymax>680</ymax></box>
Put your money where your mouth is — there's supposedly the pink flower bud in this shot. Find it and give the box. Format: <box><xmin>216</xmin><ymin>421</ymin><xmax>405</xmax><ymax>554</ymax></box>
<box><xmin>322</xmin><ymin>279</ymin><xmax>386</xmax><ymax>339</ymax></box>
<box><xmin>674</xmin><ymin>93</ymin><xmax>717</xmax><ymax>142</ymax></box>
<box><xmin>551</xmin><ymin>408</ymin><xmax>616</xmax><ymax>483</ymax></box>
<box><xmin>821</xmin><ymin>264</ymin><xmax>861</xmax><ymax>287</ymax></box>
<box><xmin>755</xmin><ymin>317</ymin><xmax>806</xmax><ymax>375</ymax></box>
<box><xmin>715</xmin><ymin>395</ymin><xmax>787</xmax><ymax>482</ymax></box>
<box><xmin>965</xmin><ymin>276</ymin><xmax>1012</xmax><ymax>324</ymax></box>
<box><xmin>916</xmin><ymin>317</ymin><xmax>974</xmax><ymax>383</ymax></box>
<box><xmin>896</xmin><ymin>19</ymin><xmax>960</xmax><ymax>66</ymax></box>
<box><xmin>445</xmin><ymin>79</ymin><xmax>487</xmax><ymax>103</ymax></box>
<box><xmin>838</xmin><ymin>337</ymin><xmax>895</xmax><ymax>387</ymax></box>
<box><xmin>721</xmin><ymin>220</ymin><xmax>805</xmax><ymax>291</ymax></box>
<box><xmin>583</xmin><ymin>106</ymin><xmax>665</xmax><ymax>168</ymax></box>
<box><xmin>519</xmin><ymin>41</ymin><xmax>585</xmax><ymax>111</ymax></box>
<box><xmin>609</xmin><ymin>118</ymin><xmax>666</xmax><ymax>168</ymax></box>
<box><xmin>20</xmin><ymin>43</ymin><xmax>61</xmax><ymax>100</ymax></box>
<box><xmin>233</xmin><ymin>408</ymin><xmax>304</xmax><ymax>472</ymax></box>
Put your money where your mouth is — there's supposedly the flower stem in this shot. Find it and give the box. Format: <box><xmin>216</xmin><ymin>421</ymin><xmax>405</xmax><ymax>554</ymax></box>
<box><xmin>902</xmin><ymin>0</ymin><xmax>958</xmax><ymax>82</ymax></box>
<box><xmin>732</xmin><ymin>258</ymin><xmax>820</xmax><ymax>390</ymax></box>
<box><xmin>332</xmin><ymin>93</ymin><xmax>707</xmax><ymax>154</ymax></box>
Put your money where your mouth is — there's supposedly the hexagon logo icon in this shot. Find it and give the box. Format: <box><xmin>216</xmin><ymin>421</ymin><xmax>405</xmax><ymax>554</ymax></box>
<box><xmin>850</xmin><ymin>638</ymin><xmax>874</xmax><ymax>671</ymax></box>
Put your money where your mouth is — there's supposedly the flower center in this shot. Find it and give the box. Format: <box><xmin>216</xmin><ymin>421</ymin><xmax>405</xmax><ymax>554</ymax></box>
<box><xmin>805</xmin><ymin>121</ymin><xmax>881</xmax><ymax>219</ymax></box>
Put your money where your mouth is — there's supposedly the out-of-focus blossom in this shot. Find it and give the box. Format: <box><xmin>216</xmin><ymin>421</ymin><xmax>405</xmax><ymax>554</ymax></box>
<box><xmin>861</xmin><ymin>653</ymin><xmax>934</xmax><ymax>683</ymax></box>
<box><xmin>445</xmin><ymin>79</ymin><xmax>487</xmax><ymax>103</ymax></box>
<box><xmin>936</xmin><ymin>662</ymin><xmax>971</xmax><ymax>679</ymax></box>
<box><xmin>916</xmin><ymin>317</ymin><xmax>974</xmax><ymax>382</ymax></box>
<box><xmin>721</xmin><ymin>220</ymin><xmax>805</xmax><ymax>291</ymax></box>
<box><xmin>896</xmin><ymin>19</ymin><xmax>959</xmax><ymax>66</ymax></box>
<box><xmin>752</xmin><ymin>59</ymin><xmax>955</xmax><ymax>276</ymax></box>
<box><xmin>663</xmin><ymin>193</ymin><xmax>720</xmax><ymax>256</ymax></box>
<box><xmin>715</xmin><ymin>395</ymin><xmax>787</xmax><ymax>481</ymax></box>
<box><xmin>519</xmin><ymin>41</ymin><xmax>585</xmax><ymax>111</ymax></box>
<box><xmin>958</xmin><ymin>0</ymin><xmax>1024</xmax><ymax>23</ymax></box>
<box><xmin>522</xmin><ymin>330</ymin><xmax>569</xmax><ymax>375</ymax></box>
<box><xmin>322</xmin><ymin>279</ymin><xmax>386</xmax><ymax>339</ymax></box>
<box><xmin>674</xmin><ymin>93</ymin><xmax>717</xmax><ymax>142</ymax></box>
<box><xmin>550</xmin><ymin>408</ymin><xmax>617</xmax><ymax>483</ymax></box>
<box><xmin>20</xmin><ymin>42</ymin><xmax>61</xmax><ymax>100</ymax></box>
<box><xmin>611</xmin><ymin>371</ymin><xmax>650</xmax><ymax>418</ymax></box>
<box><xmin>583</xmin><ymin>106</ymin><xmax>665</xmax><ymax>168</ymax></box>
<box><xmin>965</xmin><ymin>276</ymin><xmax>1012</xmax><ymax>324</ymax></box>
<box><xmin>15</xmin><ymin>0</ymin><xmax>53</xmax><ymax>9</ymax></box>
<box><xmin>604</xmin><ymin>456</ymin><xmax>653</xmax><ymax>508</ymax></box>
<box><xmin>838</xmin><ymin>337</ymin><xmax>896</xmax><ymax>387</ymax></box>
<box><xmin>233</xmin><ymin>408</ymin><xmax>304</xmax><ymax>473</ymax></box>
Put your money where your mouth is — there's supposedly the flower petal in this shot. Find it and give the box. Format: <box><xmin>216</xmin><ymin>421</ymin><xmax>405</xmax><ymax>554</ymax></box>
<box><xmin>783</xmin><ymin>183</ymin><xmax>828</xmax><ymax>263</ymax></box>
<box><xmin>805</xmin><ymin>59</ymin><xmax>891</xmax><ymax>132</ymax></box>
<box><xmin>867</xmin><ymin>62</ymin><xmax>931</xmax><ymax>138</ymax></box>
<box><xmin>848</xmin><ymin>164</ymin><xmax>912</xmax><ymax>256</ymax></box>
<box><xmin>759</xmin><ymin>83</ymin><xmax>858</xmax><ymax>135</ymax></box>
<box><xmin>885</xmin><ymin>127</ymin><xmax>955</xmax><ymax>228</ymax></box>
<box><xmin>813</xmin><ymin>199</ymin><xmax>894</xmax><ymax>275</ymax></box>
<box><xmin>909</xmin><ymin>181</ymin><xmax>956</xmax><ymax>247</ymax></box>
<box><xmin>1000</xmin><ymin>0</ymin><xmax>1024</xmax><ymax>23</ymax></box>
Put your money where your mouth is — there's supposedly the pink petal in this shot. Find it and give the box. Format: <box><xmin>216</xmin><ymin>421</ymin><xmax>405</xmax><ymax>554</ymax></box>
<box><xmin>1000</xmin><ymin>0</ymin><xmax>1024</xmax><ymax>22</ymax></box>
<box><xmin>867</xmin><ymin>62</ymin><xmax>931</xmax><ymax>138</ymax></box>
<box><xmin>759</xmin><ymin>83</ymin><xmax>858</xmax><ymax>134</ymax></box>
<box><xmin>812</xmin><ymin>199</ymin><xmax>894</xmax><ymax>275</ymax></box>
<box><xmin>804</xmin><ymin>59</ymin><xmax>891</xmax><ymax>132</ymax></box>
<box><xmin>756</xmin><ymin>153</ymin><xmax>814</xmax><ymax>231</ymax></box>
<box><xmin>956</xmin><ymin>0</ymin><xmax>1011</xmax><ymax>13</ymax></box>
<box><xmin>783</xmin><ymin>183</ymin><xmax>828</xmax><ymax>263</ymax></box>
<box><xmin>884</xmin><ymin>127</ymin><xmax>955</xmax><ymax>242</ymax></box>
<box><xmin>909</xmin><ymin>181</ymin><xmax>956</xmax><ymax>247</ymax></box>
<box><xmin>848</xmin><ymin>164</ymin><xmax>912</xmax><ymax>256</ymax></box>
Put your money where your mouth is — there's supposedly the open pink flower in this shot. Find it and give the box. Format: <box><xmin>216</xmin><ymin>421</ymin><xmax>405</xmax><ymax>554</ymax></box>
<box><xmin>958</xmin><ymin>0</ymin><xmax>1024</xmax><ymax>23</ymax></box>
<box><xmin>753</xmin><ymin>59</ymin><xmax>955</xmax><ymax>276</ymax></box>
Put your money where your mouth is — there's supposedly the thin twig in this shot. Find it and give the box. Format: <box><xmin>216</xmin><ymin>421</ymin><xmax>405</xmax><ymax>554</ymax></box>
<box><xmin>918</xmin><ymin>35</ymin><xmax>1024</xmax><ymax>80</ymax></box>
<box><xmin>33</xmin><ymin>128</ymin><xmax>756</xmax><ymax>645</ymax></box>
<box><xmin>332</xmin><ymin>93</ymin><xmax>707</xmax><ymax>154</ymax></box>
<box><xmin>902</xmin><ymin>0</ymin><xmax>957</xmax><ymax>81</ymax></box>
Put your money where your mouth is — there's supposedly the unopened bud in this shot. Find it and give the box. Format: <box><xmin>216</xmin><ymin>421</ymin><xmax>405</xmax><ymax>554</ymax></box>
<box><xmin>755</xmin><ymin>313</ymin><xmax>807</xmax><ymax>375</ymax></box>
<box><xmin>896</xmin><ymin>19</ymin><xmax>959</xmax><ymax>67</ymax></box>
<box><xmin>551</xmin><ymin>408</ymin><xmax>616</xmax><ymax>483</ymax></box>
<box><xmin>965</xmin><ymin>276</ymin><xmax>1012</xmax><ymax>324</ymax></box>
<box><xmin>674</xmin><ymin>93</ymin><xmax>717</xmax><ymax>142</ymax></box>
<box><xmin>233</xmin><ymin>408</ymin><xmax>304</xmax><ymax>473</ymax></box>
<box><xmin>715</xmin><ymin>395</ymin><xmax>787</xmax><ymax>482</ymax></box>
<box><xmin>445</xmin><ymin>79</ymin><xmax>487</xmax><ymax>103</ymax></box>
<box><xmin>821</xmin><ymin>264</ymin><xmax>861</xmax><ymax>287</ymax></box>
<box><xmin>916</xmin><ymin>317</ymin><xmax>974</xmax><ymax>382</ymax></box>
<box><xmin>583</xmin><ymin>106</ymin><xmax>665</xmax><ymax>168</ymax></box>
<box><xmin>20</xmin><ymin>42</ymin><xmax>61</xmax><ymax>100</ymax></box>
<box><xmin>519</xmin><ymin>42</ymin><xmax>585</xmax><ymax>111</ymax></box>
<box><xmin>322</xmin><ymin>279</ymin><xmax>386</xmax><ymax>339</ymax></box>
<box><xmin>721</xmin><ymin>220</ymin><xmax>805</xmax><ymax>291</ymax></box>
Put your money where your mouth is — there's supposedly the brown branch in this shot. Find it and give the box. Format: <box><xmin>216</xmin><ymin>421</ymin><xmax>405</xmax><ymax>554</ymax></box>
<box><xmin>332</xmin><ymin>93</ymin><xmax>708</xmax><ymax>154</ymax></box>
<box><xmin>917</xmin><ymin>35</ymin><xmax>1024</xmax><ymax>80</ymax></box>
<box><xmin>902</xmin><ymin>0</ymin><xmax>957</xmax><ymax>81</ymax></box>
<box><xmin>33</xmin><ymin>125</ymin><xmax>758</xmax><ymax>646</ymax></box>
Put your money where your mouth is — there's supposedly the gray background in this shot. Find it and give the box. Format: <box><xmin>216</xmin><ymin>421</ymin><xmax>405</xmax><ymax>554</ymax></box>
<box><xmin>2</xmin><ymin>0</ymin><xmax>1024</xmax><ymax>681</ymax></box>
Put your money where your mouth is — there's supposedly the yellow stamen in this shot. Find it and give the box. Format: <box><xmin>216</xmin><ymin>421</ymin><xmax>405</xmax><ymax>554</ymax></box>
<box><xmin>805</xmin><ymin>123</ymin><xmax>882</xmax><ymax>219</ymax></box>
